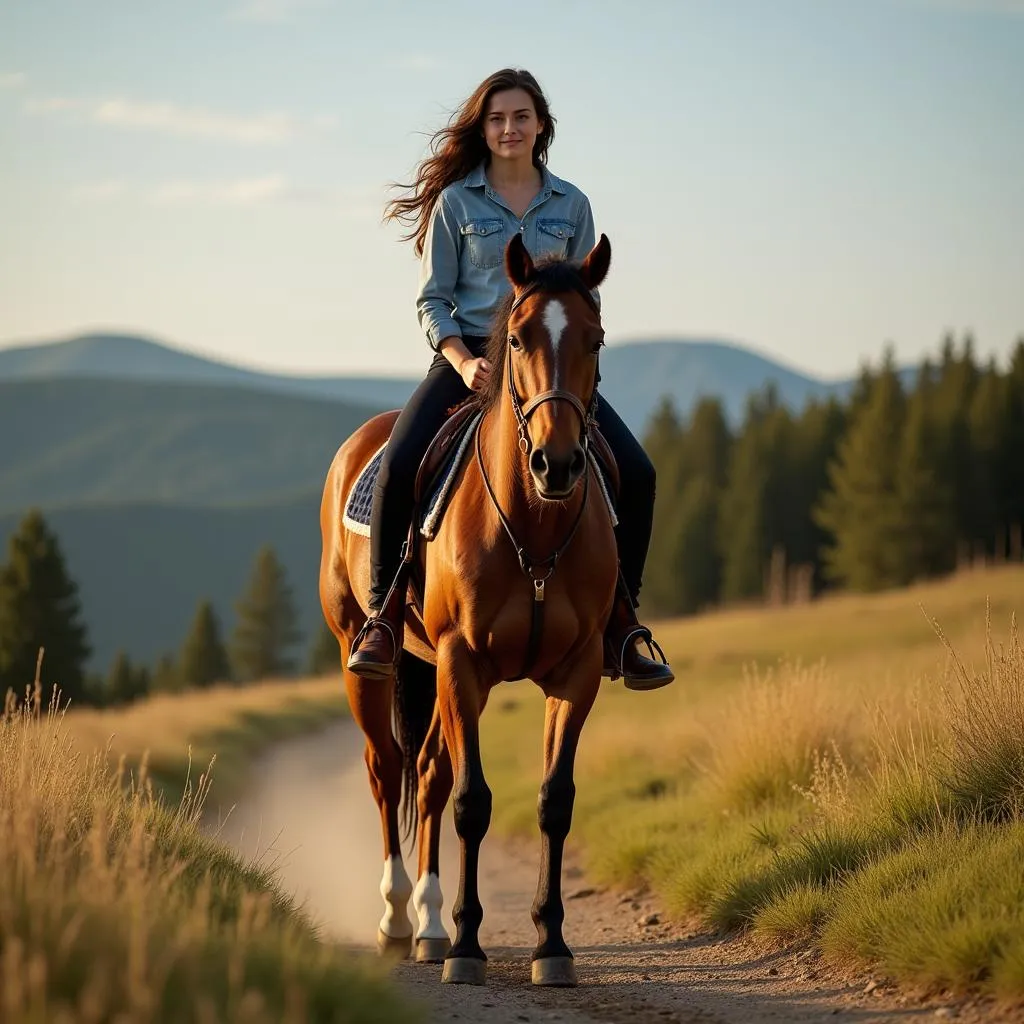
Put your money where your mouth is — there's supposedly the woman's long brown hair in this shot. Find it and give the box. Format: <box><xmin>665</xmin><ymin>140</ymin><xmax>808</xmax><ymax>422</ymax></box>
<box><xmin>384</xmin><ymin>68</ymin><xmax>556</xmax><ymax>256</ymax></box>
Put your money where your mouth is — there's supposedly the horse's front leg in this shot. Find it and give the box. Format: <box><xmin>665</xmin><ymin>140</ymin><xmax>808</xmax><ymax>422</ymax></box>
<box><xmin>436</xmin><ymin>636</ymin><xmax>492</xmax><ymax>986</ymax></box>
<box><xmin>531</xmin><ymin>638</ymin><xmax>602</xmax><ymax>987</ymax></box>
<box><xmin>413</xmin><ymin>704</ymin><xmax>453</xmax><ymax>963</ymax></box>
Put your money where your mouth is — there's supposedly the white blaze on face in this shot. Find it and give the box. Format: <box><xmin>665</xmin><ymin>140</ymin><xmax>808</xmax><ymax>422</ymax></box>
<box><xmin>543</xmin><ymin>298</ymin><xmax>569</xmax><ymax>390</ymax></box>
<box><xmin>378</xmin><ymin>855</ymin><xmax>414</xmax><ymax>938</ymax></box>
<box><xmin>413</xmin><ymin>872</ymin><xmax>448</xmax><ymax>940</ymax></box>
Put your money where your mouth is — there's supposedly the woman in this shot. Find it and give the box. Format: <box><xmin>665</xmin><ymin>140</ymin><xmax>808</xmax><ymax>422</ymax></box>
<box><xmin>347</xmin><ymin>67</ymin><xmax>673</xmax><ymax>692</ymax></box>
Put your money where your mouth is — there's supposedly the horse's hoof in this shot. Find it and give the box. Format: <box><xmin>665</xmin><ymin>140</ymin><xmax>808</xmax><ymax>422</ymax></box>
<box><xmin>441</xmin><ymin>956</ymin><xmax>487</xmax><ymax>985</ymax></box>
<box><xmin>532</xmin><ymin>956</ymin><xmax>578</xmax><ymax>987</ymax></box>
<box><xmin>415</xmin><ymin>936</ymin><xmax>451</xmax><ymax>963</ymax></box>
<box><xmin>376</xmin><ymin>929</ymin><xmax>412</xmax><ymax>960</ymax></box>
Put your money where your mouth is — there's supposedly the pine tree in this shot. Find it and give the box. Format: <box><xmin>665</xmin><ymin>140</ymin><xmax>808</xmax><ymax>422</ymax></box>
<box><xmin>666</xmin><ymin>477</ymin><xmax>720</xmax><ymax>615</ymax></box>
<box><xmin>814</xmin><ymin>348</ymin><xmax>906</xmax><ymax>590</ymax></box>
<box><xmin>179</xmin><ymin>599</ymin><xmax>230</xmax><ymax>689</ymax></box>
<box><xmin>0</xmin><ymin>509</ymin><xmax>91</xmax><ymax>705</ymax></box>
<box><xmin>151</xmin><ymin>653</ymin><xmax>181</xmax><ymax>694</ymax></box>
<box><xmin>717</xmin><ymin>387</ymin><xmax>788</xmax><ymax>603</ymax></box>
<box><xmin>105</xmin><ymin>650</ymin><xmax>148</xmax><ymax>706</ymax></box>
<box><xmin>1002</xmin><ymin>340</ymin><xmax>1024</xmax><ymax>549</ymax></box>
<box><xmin>678</xmin><ymin>397</ymin><xmax>731</xmax><ymax>490</ymax></box>
<box><xmin>718</xmin><ymin>423</ymin><xmax>770</xmax><ymax>602</ymax></box>
<box><xmin>894</xmin><ymin>376</ymin><xmax>955</xmax><ymax>581</ymax></box>
<box><xmin>307</xmin><ymin>619</ymin><xmax>340</xmax><ymax>676</ymax></box>
<box><xmin>230</xmin><ymin>544</ymin><xmax>300</xmax><ymax>682</ymax></box>
<box><xmin>967</xmin><ymin>359</ymin><xmax>1008</xmax><ymax>557</ymax></box>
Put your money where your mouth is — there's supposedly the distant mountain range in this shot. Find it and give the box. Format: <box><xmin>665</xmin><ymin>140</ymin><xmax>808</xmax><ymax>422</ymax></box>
<box><xmin>0</xmin><ymin>331</ymin><xmax>895</xmax><ymax>433</ymax></box>
<box><xmin>0</xmin><ymin>329</ymin><xmax>900</xmax><ymax>673</ymax></box>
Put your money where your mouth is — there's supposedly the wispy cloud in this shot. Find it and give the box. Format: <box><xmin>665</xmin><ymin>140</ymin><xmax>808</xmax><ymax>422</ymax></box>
<box><xmin>26</xmin><ymin>94</ymin><xmax>318</xmax><ymax>144</ymax></box>
<box><xmin>0</xmin><ymin>71</ymin><xmax>27</xmax><ymax>90</ymax></box>
<box><xmin>227</xmin><ymin>0</ymin><xmax>329</xmax><ymax>23</ymax></box>
<box><xmin>70</xmin><ymin>181</ymin><xmax>126</xmax><ymax>202</ymax></box>
<box><xmin>386</xmin><ymin>55</ymin><xmax>444</xmax><ymax>73</ymax></box>
<box><xmin>148</xmin><ymin>176</ymin><xmax>380</xmax><ymax>216</ymax></box>
<box><xmin>153</xmin><ymin>175</ymin><xmax>290</xmax><ymax>206</ymax></box>
<box><xmin>24</xmin><ymin>95</ymin><xmax>83</xmax><ymax>113</ymax></box>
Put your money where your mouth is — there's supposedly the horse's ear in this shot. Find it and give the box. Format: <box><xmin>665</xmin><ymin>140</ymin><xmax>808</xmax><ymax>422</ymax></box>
<box><xmin>579</xmin><ymin>233</ymin><xmax>611</xmax><ymax>290</ymax></box>
<box><xmin>505</xmin><ymin>232</ymin><xmax>535</xmax><ymax>288</ymax></box>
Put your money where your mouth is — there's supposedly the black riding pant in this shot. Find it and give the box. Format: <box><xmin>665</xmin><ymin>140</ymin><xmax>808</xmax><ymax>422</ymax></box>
<box><xmin>369</xmin><ymin>337</ymin><xmax>656</xmax><ymax>611</ymax></box>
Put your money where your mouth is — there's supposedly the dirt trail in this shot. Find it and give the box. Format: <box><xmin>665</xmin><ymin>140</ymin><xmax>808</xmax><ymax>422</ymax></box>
<box><xmin>207</xmin><ymin>720</ymin><xmax>1013</xmax><ymax>1024</ymax></box>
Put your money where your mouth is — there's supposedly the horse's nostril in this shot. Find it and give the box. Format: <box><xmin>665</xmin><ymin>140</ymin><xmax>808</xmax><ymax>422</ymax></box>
<box><xmin>530</xmin><ymin>448</ymin><xmax>548</xmax><ymax>476</ymax></box>
<box><xmin>569</xmin><ymin>446</ymin><xmax>586</xmax><ymax>477</ymax></box>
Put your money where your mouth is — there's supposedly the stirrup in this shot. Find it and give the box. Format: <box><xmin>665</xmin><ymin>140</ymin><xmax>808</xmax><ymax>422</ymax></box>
<box><xmin>351</xmin><ymin>613</ymin><xmax>397</xmax><ymax>655</ymax></box>
<box><xmin>617</xmin><ymin>625</ymin><xmax>669</xmax><ymax>671</ymax></box>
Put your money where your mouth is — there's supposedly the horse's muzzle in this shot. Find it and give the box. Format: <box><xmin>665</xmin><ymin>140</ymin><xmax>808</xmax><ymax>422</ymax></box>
<box><xmin>529</xmin><ymin>443</ymin><xmax>587</xmax><ymax>500</ymax></box>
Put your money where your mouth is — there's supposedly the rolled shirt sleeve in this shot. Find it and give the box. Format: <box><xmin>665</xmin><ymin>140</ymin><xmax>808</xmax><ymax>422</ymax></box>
<box><xmin>416</xmin><ymin>193</ymin><xmax>464</xmax><ymax>350</ymax></box>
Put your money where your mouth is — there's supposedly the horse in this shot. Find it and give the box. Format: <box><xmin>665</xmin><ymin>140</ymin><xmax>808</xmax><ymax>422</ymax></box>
<box><xmin>318</xmin><ymin>232</ymin><xmax>618</xmax><ymax>987</ymax></box>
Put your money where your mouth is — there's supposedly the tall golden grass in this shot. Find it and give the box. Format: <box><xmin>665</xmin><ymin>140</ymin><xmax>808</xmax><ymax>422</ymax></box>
<box><xmin>477</xmin><ymin>565</ymin><xmax>1024</xmax><ymax>997</ymax></box>
<box><xmin>0</xmin><ymin>674</ymin><xmax>416</xmax><ymax>1024</ymax></box>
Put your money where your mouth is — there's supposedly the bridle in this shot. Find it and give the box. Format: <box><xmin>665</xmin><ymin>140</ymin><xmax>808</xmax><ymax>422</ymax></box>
<box><xmin>474</xmin><ymin>276</ymin><xmax>603</xmax><ymax>681</ymax></box>
<box><xmin>504</xmin><ymin>277</ymin><xmax>601</xmax><ymax>458</ymax></box>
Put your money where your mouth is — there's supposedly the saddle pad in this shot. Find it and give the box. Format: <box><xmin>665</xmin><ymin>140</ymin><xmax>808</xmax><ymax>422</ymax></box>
<box><xmin>342</xmin><ymin>442</ymin><xmax>387</xmax><ymax>537</ymax></box>
<box><xmin>341</xmin><ymin>410</ymin><xmax>484</xmax><ymax>541</ymax></box>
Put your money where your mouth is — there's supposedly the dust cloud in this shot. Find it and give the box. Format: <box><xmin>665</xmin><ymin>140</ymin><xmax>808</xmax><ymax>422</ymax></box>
<box><xmin>205</xmin><ymin>719</ymin><xmax>538</xmax><ymax>947</ymax></box>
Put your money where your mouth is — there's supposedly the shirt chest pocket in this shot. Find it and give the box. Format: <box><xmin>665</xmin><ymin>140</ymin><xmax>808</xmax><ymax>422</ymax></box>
<box><xmin>536</xmin><ymin>219</ymin><xmax>576</xmax><ymax>261</ymax></box>
<box><xmin>461</xmin><ymin>219</ymin><xmax>505</xmax><ymax>269</ymax></box>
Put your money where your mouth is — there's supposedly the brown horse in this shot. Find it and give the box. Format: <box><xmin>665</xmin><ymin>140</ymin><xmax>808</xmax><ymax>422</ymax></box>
<box><xmin>318</xmin><ymin>232</ymin><xmax>617</xmax><ymax>987</ymax></box>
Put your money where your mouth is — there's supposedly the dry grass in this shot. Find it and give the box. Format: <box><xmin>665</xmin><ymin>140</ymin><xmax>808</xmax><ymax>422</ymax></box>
<box><xmin>476</xmin><ymin>565</ymin><xmax>1024</xmax><ymax>997</ymax></box>
<box><xmin>0</xmin><ymin>677</ymin><xmax>416</xmax><ymax>1024</ymax></box>
<box><xmin>63</xmin><ymin>674</ymin><xmax>346</xmax><ymax>807</ymax></box>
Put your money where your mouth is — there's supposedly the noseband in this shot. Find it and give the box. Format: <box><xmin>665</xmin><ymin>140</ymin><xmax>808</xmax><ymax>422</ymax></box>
<box><xmin>474</xmin><ymin>275</ymin><xmax>604</xmax><ymax>682</ymax></box>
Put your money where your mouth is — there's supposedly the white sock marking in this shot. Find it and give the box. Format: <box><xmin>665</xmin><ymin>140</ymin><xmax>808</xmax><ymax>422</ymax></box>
<box><xmin>378</xmin><ymin>855</ymin><xmax>414</xmax><ymax>938</ymax></box>
<box><xmin>413</xmin><ymin>872</ymin><xmax>448</xmax><ymax>940</ymax></box>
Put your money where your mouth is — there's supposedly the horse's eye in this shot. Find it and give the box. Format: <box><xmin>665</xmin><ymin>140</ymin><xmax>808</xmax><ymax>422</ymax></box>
<box><xmin>591</xmin><ymin>337</ymin><xmax>605</xmax><ymax>354</ymax></box>
<box><xmin>508</xmin><ymin>334</ymin><xmax>522</xmax><ymax>351</ymax></box>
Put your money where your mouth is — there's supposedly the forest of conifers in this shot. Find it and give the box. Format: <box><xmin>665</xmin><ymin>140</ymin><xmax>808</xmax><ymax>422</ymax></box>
<box><xmin>639</xmin><ymin>333</ymin><xmax>1024</xmax><ymax>616</ymax></box>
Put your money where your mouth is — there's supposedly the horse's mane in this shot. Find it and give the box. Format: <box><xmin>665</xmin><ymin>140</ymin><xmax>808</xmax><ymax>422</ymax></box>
<box><xmin>478</xmin><ymin>258</ymin><xmax>591</xmax><ymax>411</ymax></box>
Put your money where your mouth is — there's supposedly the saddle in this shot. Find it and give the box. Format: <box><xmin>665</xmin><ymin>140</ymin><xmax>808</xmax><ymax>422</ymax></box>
<box><xmin>342</xmin><ymin>398</ymin><xmax>620</xmax><ymax>603</ymax></box>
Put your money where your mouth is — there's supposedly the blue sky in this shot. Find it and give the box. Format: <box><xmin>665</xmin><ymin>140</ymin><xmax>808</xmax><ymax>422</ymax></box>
<box><xmin>1</xmin><ymin>0</ymin><xmax>1021</xmax><ymax>379</ymax></box>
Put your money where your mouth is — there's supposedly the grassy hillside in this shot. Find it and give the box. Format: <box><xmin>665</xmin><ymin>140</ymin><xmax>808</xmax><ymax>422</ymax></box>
<box><xmin>0</xmin><ymin>377</ymin><xmax>380</xmax><ymax>511</ymax></box>
<box><xmin>0</xmin><ymin>496</ymin><xmax>324</xmax><ymax>673</ymax></box>
<box><xmin>476</xmin><ymin>565</ymin><xmax>1024</xmax><ymax>999</ymax></box>
<box><xmin>1</xmin><ymin>679</ymin><xmax>415</xmax><ymax>1023</ymax></box>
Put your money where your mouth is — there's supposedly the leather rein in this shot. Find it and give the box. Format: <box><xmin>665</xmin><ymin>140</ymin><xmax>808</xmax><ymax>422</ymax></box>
<box><xmin>474</xmin><ymin>277</ymin><xmax>602</xmax><ymax>681</ymax></box>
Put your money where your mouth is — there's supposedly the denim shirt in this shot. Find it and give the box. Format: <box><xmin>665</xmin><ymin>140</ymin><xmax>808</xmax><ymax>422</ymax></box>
<box><xmin>416</xmin><ymin>162</ymin><xmax>598</xmax><ymax>349</ymax></box>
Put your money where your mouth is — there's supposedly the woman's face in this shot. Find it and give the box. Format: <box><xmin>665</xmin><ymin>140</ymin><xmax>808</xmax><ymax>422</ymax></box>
<box><xmin>482</xmin><ymin>87</ymin><xmax>543</xmax><ymax>162</ymax></box>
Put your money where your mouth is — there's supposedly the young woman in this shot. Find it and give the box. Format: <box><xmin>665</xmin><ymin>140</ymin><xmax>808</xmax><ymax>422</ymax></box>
<box><xmin>347</xmin><ymin>67</ymin><xmax>674</xmax><ymax>691</ymax></box>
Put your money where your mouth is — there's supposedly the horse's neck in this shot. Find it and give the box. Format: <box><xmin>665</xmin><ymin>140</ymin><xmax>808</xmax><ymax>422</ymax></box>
<box><xmin>481</xmin><ymin>398</ymin><xmax>584</xmax><ymax>553</ymax></box>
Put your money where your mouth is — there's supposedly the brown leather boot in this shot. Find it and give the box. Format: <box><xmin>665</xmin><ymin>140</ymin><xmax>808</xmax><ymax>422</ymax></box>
<box><xmin>347</xmin><ymin>590</ymin><xmax>406</xmax><ymax>679</ymax></box>
<box><xmin>602</xmin><ymin>591</ymin><xmax>674</xmax><ymax>691</ymax></box>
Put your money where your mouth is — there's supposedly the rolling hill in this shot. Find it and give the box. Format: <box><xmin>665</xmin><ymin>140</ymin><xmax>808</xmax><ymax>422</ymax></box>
<box><xmin>0</xmin><ymin>331</ymin><xmax>887</xmax><ymax>432</ymax></box>
<box><xmin>0</xmin><ymin>378</ymin><xmax>381</xmax><ymax>510</ymax></box>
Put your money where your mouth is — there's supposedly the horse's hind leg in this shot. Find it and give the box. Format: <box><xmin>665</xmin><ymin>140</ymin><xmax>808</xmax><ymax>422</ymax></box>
<box><xmin>343</xmin><ymin>663</ymin><xmax>414</xmax><ymax>958</ymax></box>
<box><xmin>412</xmin><ymin>705</ymin><xmax>453</xmax><ymax>963</ymax></box>
<box><xmin>531</xmin><ymin>649</ymin><xmax>602</xmax><ymax>987</ymax></box>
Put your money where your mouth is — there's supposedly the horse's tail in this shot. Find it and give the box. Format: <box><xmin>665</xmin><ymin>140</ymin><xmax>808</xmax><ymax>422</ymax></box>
<box><xmin>393</xmin><ymin>652</ymin><xmax>437</xmax><ymax>843</ymax></box>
